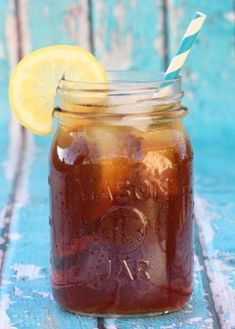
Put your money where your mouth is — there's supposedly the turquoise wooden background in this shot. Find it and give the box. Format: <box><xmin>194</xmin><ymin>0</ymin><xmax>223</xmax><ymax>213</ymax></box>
<box><xmin>0</xmin><ymin>1</ymin><xmax>234</xmax><ymax>328</ymax></box>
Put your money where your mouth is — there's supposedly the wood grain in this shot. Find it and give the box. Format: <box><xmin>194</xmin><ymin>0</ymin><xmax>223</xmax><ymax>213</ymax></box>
<box><xmin>168</xmin><ymin>1</ymin><xmax>235</xmax><ymax>328</ymax></box>
<box><xmin>0</xmin><ymin>0</ymin><xmax>13</xmax><ymax>266</ymax></box>
<box><xmin>0</xmin><ymin>0</ymin><xmax>28</xmax><ymax>276</ymax></box>
<box><xmin>168</xmin><ymin>0</ymin><xmax>235</xmax><ymax>144</ymax></box>
<box><xmin>195</xmin><ymin>149</ymin><xmax>235</xmax><ymax>329</ymax></box>
<box><xmin>0</xmin><ymin>140</ymin><xmax>97</xmax><ymax>328</ymax></box>
<box><xmin>0</xmin><ymin>0</ymin><xmax>96</xmax><ymax>328</ymax></box>
<box><xmin>24</xmin><ymin>0</ymin><xmax>91</xmax><ymax>51</ymax></box>
<box><xmin>91</xmin><ymin>0</ymin><xmax>165</xmax><ymax>70</ymax></box>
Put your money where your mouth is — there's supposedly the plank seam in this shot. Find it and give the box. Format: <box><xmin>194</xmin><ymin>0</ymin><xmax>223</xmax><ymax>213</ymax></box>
<box><xmin>88</xmin><ymin>0</ymin><xmax>95</xmax><ymax>54</ymax></box>
<box><xmin>15</xmin><ymin>0</ymin><xmax>23</xmax><ymax>59</ymax></box>
<box><xmin>0</xmin><ymin>0</ymin><xmax>29</xmax><ymax>281</ymax></box>
<box><xmin>0</xmin><ymin>128</ymin><xmax>27</xmax><ymax>281</ymax></box>
<box><xmin>162</xmin><ymin>0</ymin><xmax>170</xmax><ymax>69</ymax></box>
<box><xmin>97</xmin><ymin>317</ymin><xmax>106</xmax><ymax>329</ymax></box>
<box><xmin>195</xmin><ymin>222</ymin><xmax>222</xmax><ymax>329</ymax></box>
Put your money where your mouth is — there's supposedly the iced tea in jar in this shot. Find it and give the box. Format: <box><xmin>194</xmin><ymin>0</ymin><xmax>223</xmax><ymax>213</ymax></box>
<box><xmin>49</xmin><ymin>71</ymin><xmax>194</xmax><ymax>316</ymax></box>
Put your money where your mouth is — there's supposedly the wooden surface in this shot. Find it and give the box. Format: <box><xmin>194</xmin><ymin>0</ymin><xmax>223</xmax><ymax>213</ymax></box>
<box><xmin>0</xmin><ymin>1</ymin><xmax>235</xmax><ymax>328</ymax></box>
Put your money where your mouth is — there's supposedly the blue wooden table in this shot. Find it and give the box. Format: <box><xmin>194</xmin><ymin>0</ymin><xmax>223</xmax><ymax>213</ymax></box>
<box><xmin>0</xmin><ymin>1</ymin><xmax>235</xmax><ymax>328</ymax></box>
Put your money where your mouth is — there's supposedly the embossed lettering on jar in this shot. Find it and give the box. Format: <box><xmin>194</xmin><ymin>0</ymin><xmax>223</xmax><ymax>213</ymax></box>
<box><xmin>49</xmin><ymin>72</ymin><xmax>194</xmax><ymax>316</ymax></box>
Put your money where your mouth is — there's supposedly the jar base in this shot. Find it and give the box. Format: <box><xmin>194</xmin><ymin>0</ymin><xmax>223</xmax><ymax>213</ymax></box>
<box><xmin>71</xmin><ymin>304</ymin><xmax>187</xmax><ymax>318</ymax></box>
<box><xmin>52</xmin><ymin>284</ymin><xmax>192</xmax><ymax>317</ymax></box>
<box><xmin>60</xmin><ymin>303</ymin><xmax>189</xmax><ymax>318</ymax></box>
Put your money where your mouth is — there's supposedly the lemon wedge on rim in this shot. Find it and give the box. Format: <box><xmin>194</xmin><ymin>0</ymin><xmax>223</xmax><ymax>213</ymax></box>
<box><xmin>9</xmin><ymin>45</ymin><xmax>108</xmax><ymax>135</ymax></box>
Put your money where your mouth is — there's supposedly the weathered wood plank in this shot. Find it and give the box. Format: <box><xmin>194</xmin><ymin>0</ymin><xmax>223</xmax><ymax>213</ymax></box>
<box><xmin>0</xmin><ymin>143</ymin><xmax>97</xmax><ymax>328</ymax></box>
<box><xmin>194</xmin><ymin>148</ymin><xmax>235</xmax><ymax>329</ymax></box>
<box><xmin>24</xmin><ymin>0</ymin><xmax>91</xmax><ymax>51</ymax></box>
<box><xmin>0</xmin><ymin>1</ymin><xmax>96</xmax><ymax>328</ymax></box>
<box><xmin>0</xmin><ymin>0</ymin><xmax>27</xmax><ymax>272</ymax></box>
<box><xmin>168</xmin><ymin>1</ymin><xmax>235</xmax><ymax>328</ymax></box>
<box><xmin>168</xmin><ymin>0</ymin><xmax>235</xmax><ymax>144</ymax></box>
<box><xmin>91</xmin><ymin>0</ymin><xmax>165</xmax><ymax>70</ymax></box>
<box><xmin>0</xmin><ymin>0</ymin><xmax>12</xmax><ymax>252</ymax></box>
<box><xmin>91</xmin><ymin>1</ymin><xmax>219</xmax><ymax>328</ymax></box>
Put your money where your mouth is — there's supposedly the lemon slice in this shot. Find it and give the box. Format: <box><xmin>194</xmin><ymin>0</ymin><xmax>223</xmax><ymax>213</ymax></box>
<box><xmin>9</xmin><ymin>45</ymin><xmax>107</xmax><ymax>135</ymax></box>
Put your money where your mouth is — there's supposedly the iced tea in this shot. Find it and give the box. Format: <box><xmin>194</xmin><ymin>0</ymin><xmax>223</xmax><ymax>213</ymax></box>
<box><xmin>49</xmin><ymin>98</ymin><xmax>193</xmax><ymax>315</ymax></box>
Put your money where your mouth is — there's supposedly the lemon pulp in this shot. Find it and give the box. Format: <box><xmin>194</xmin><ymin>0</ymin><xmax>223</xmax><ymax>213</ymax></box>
<box><xmin>9</xmin><ymin>45</ymin><xmax>107</xmax><ymax>135</ymax></box>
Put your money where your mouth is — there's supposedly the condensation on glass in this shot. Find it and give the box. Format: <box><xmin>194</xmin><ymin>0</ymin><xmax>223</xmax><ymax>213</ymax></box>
<box><xmin>49</xmin><ymin>72</ymin><xmax>194</xmax><ymax>316</ymax></box>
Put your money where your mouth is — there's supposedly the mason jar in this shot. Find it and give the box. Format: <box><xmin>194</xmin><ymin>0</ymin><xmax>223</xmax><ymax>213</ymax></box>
<box><xmin>49</xmin><ymin>71</ymin><xmax>194</xmax><ymax>316</ymax></box>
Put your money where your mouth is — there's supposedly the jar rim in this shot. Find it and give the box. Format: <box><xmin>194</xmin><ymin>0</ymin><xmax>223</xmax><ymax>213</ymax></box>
<box><xmin>55</xmin><ymin>70</ymin><xmax>184</xmax><ymax>119</ymax></box>
<box><xmin>57</xmin><ymin>70</ymin><xmax>182</xmax><ymax>94</ymax></box>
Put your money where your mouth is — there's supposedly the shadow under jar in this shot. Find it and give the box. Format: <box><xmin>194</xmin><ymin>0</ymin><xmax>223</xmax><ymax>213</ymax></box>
<box><xmin>49</xmin><ymin>71</ymin><xmax>194</xmax><ymax>316</ymax></box>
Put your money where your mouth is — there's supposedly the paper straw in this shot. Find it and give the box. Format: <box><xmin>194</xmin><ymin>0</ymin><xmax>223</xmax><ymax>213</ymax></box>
<box><xmin>161</xmin><ymin>11</ymin><xmax>206</xmax><ymax>86</ymax></box>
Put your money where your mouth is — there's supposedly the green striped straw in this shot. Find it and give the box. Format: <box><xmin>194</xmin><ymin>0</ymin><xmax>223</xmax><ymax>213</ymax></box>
<box><xmin>161</xmin><ymin>11</ymin><xmax>206</xmax><ymax>87</ymax></box>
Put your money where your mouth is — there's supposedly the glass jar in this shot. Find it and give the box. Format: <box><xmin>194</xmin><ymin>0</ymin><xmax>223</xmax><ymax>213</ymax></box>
<box><xmin>49</xmin><ymin>71</ymin><xmax>194</xmax><ymax>316</ymax></box>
